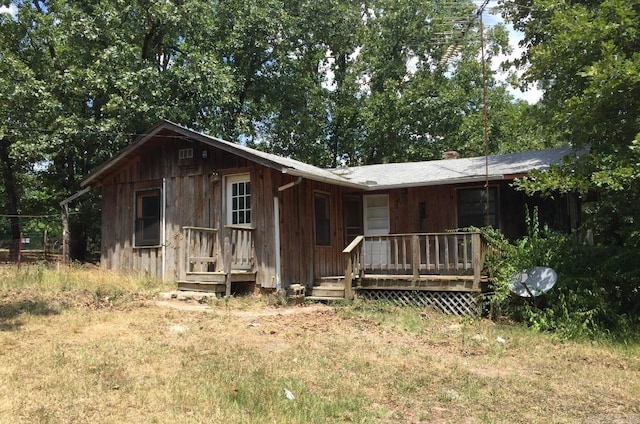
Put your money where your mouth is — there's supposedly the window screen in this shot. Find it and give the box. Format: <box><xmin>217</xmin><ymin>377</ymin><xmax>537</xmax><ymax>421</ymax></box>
<box><xmin>314</xmin><ymin>193</ymin><xmax>331</xmax><ymax>246</ymax></box>
<box><xmin>135</xmin><ymin>189</ymin><xmax>161</xmax><ymax>246</ymax></box>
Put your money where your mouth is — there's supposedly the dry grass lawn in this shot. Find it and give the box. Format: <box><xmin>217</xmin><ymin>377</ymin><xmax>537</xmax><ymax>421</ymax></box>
<box><xmin>1</xmin><ymin>264</ymin><xmax>639</xmax><ymax>423</ymax></box>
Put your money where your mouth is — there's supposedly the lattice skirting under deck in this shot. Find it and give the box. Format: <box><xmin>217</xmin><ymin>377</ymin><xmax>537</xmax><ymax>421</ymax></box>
<box><xmin>356</xmin><ymin>289</ymin><xmax>482</xmax><ymax>316</ymax></box>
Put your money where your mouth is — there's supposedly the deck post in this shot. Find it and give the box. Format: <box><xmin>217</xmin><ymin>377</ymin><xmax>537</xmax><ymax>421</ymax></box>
<box><xmin>345</xmin><ymin>254</ymin><xmax>354</xmax><ymax>300</ymax></box>
<box><xmin>61</xmin><ymin>203</ymin><xmax>70</xmax><ymax>265</ymax></box>
<box><xmin>185</xmin><ymin>227</ymin><xmax>192</xmax><ymax>277</ymax></box>
<box><xmin>411</xmin><ymin>235</ymin><xmax>420</xmax><ymax>285</ymax></box>
<box><xmin>224</xmin><ymin>228</ymin><xmax>232</xmax><ymax>297</ymax></box>
<box><xmin>342</xmin><ymin>235</ymin><xmax>364</xmax><ymax>299</ymax></box>
<box><xmin>472</xmin><ymin>233</ymin><xmax>482</xmax><ymax>290</ymax></box>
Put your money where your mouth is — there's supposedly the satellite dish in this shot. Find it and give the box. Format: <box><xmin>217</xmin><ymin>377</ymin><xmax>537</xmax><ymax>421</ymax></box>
<box><xmin>508</xmin><ymin>266</ymin><xmax>557</xmax><ymax>297</ymax></box>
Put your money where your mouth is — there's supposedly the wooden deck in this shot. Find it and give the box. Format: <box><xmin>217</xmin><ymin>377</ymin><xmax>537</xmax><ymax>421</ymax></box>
<box><xmin>180</xmin><ymin>226</ymin><xmax>256</xmax><ymax>295</ymax></box>
<box><xmin>357</xmin><ymin>274</ymin><xmax>486</xmax><ymax>291</ymax></box>
<box><xmin>309</xmin><ymin>232</ymin><xmax>487</xmax><ymax>307</ymax></box>
<box><xmin>345</xmin><ymin>232</ymin><xmax>485</xmax><ymax>295</ymax></box>
<box><xmin>182</xmin><ymin>227</ymin><xmax>488</xmax><ymax>311</ymax></box>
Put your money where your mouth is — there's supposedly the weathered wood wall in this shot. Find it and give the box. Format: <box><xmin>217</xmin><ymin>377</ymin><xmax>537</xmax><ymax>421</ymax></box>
<box><xmin>276</xmin><ymin>179</ymin><xmax>353</xmax><ymax>287</ymax></box>
<box><xmin>98</xmin><ymin>130</ymin><xmax>278</xmax><ymax>285</ymax></box>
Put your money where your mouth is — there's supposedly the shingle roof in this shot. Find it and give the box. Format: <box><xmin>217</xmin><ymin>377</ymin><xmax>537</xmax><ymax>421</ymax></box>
<box><xmin>331</xmin><ymin>146</ymin><xmax>576</xmax><ymax>189</ymax></box>
<box><xmin>82</xmin><ymin>120</ymin><xmax>579</xmax><ymax>190</ymax></box>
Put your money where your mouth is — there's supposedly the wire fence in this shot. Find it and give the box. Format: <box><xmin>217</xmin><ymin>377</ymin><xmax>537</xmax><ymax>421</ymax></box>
<box><xmin>0</xmin><ymin>231</ymin><xmax>63</xmax><ymax>263</ymax></box>
<box><xmin>0</xmin><ymin>232</ymin><xmax>61</xmax><ymax>252</ymax></box>
<box><xmin>0</xmin><ymin>213</ymin><xmax>64</xmax><ymax>263</ymax></box>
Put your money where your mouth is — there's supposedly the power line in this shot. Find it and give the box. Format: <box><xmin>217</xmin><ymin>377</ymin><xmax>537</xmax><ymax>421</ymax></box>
<box><xmin>0</xmin><ymin>214</ymin><xmax>61</xmax><ymax>218</ymax></box>
<box><xmin>0</xmin><ymin>123</ymin><xmax>194</xmax><ymax>139</ymax></box>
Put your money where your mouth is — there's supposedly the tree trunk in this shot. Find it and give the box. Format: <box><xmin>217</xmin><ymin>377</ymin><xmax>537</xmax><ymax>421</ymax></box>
<box><xmin>0</xmin><ymin>140</ymin><xmax>21</xmax><ymax>262</ymax></box>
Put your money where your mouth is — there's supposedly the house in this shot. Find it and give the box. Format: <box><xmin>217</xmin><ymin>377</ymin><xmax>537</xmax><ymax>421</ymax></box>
<box><xmin>80</xmin><ymin>120</ymin><xmax>580</xmax><ymax>313</ymax></box>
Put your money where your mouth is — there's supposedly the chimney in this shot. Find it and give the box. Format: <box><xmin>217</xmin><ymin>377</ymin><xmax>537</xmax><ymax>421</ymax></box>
<box><xmin>442</xmin><ymin>150</ymin><xmax>460</xmax><ymax>160</ymax></box>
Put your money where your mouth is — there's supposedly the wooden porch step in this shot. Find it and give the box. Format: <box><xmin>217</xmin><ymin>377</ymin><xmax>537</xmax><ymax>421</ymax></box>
<box><xmin>310</xmin><ymin>285</ymin><xmax>345</xmax><ymax>298</ymax></box>
<box><xmin>177</xmin><ymin>281</ymin><xmax>226</xmax><ymax>293</ymax></box>
<box><xmin>315</xmin><ymin>276</ymin><xmax>346</xmax><ymax>287</ymax></box>
<box><xmin>306</xmin><ymin>295</ymin><xmax>346</xmax><ymax>301</ymax></box>
<box><xmin>184</xmin><ymin>271</ymin><xmax>257</xmax><ymax>283</ymax></box>
<box><xmin>185</xmin><ymin>272</ymin><xmax>226</xmax><ymax>283</ymax></box>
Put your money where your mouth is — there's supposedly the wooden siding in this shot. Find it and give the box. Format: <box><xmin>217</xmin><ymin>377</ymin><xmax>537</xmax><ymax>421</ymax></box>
<box><xmin>249</xmin><ymin>165</ymin><xmax>276</xmax><ymax>286</ymax></box>
<box><xmin>98</xmin><ymin>133</ymin><xmax>278</xmax><ymax>285</ymax></box>
<box><xmin>370</xmin><ymin>185</ymin><xmax>459</xmax><ymax>235</ymax></box>
<box><xmin>276</xmin><ymin>178</ymin><xmax>359</xmax><ymax>287</ymax></box>
<box><xmin>277</xmin><ymin>177</ymin><xmax>314</xmax><ymax>286</ymax></box>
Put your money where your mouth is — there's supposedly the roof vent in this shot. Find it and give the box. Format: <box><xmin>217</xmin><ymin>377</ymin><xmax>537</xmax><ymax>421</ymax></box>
<box><xmin>442</xmin><ymin>150</ymin><xmax>460</xmax><ymax>160</ymax></box>
<box><xmin>179</xmin><ymin>148</ymin><xmax>194</xmax><ymax>160</ymax></box>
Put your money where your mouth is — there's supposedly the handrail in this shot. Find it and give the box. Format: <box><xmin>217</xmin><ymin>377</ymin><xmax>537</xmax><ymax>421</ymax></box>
<box><xmin>183</xmin><ymin>226</ymin><xmax>218</xmax><ymax>233</ymax></box>
<box><xmin>342</xmin><ymin>236</ymin><xmax>365</xmax><ymax>300</ymax></box>
<box><xmin>343</xmin><ymin>235</ymin><xmax>364</xmax><ymax>254</ymax></box>
<box><xmin>222</xmin><ymin>225</ymin><xmax>255</xmax><ymax>296</ymax></box>
<box><xmin>224</xmin><ymin>225</ymin><xmax>256</xmax><ymax>230</ymax></box>
<box><xmin>370</xmin><ymin>231</ymin><xmax>480</xmax><ymax>237</ymax></box>
<box><xmin>184</xmin><ymin>225</ymin><xmax>256</xmax><ymax>296</ymax></box>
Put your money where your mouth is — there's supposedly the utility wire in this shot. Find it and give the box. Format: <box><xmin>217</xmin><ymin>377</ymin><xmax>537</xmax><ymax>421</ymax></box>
<box><xmin>0</xmin><ymin>213</ymin><xmax>72</xmax><ymax>218</ymax></box>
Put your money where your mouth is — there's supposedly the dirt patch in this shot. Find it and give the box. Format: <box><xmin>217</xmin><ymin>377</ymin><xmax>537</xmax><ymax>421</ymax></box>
<box><xmin>153</xmin><ymin>291</ymin><xmax>334</xmax><ymax>318</ymax></box>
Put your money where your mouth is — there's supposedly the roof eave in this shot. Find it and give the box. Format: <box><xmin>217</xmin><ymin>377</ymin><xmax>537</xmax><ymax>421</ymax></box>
<box><xmin>81</xmin><ymin>121</ymin><xmax>169</xmax><ymax>187</ymax></box>
<box><xmin>284</xmin><ymin>168</ymin><xmax>368</xmax><ymax>190</ymax></box>
<box><xmin>365</xmin><ymin>174</ymin><xmax>506</xmax><ymax>191</ymax></box>
<box><xmin>81</xmin><ymin>120</ymin><xmax>290</xmax><ymax>187</ymax></box>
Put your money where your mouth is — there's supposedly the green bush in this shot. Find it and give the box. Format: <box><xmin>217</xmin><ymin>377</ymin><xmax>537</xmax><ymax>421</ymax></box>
<box><xmin>481</xmin><ymin>208</ymin><xmax>640</xmax><ymax>342</ymax></box>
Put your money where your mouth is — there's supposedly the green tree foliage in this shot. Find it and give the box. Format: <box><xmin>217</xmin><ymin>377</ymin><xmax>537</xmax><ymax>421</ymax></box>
<box><xmin>255</xmin><ymin>0</ymin><xmax>552</xmax><ymax>166</ymax></box>
<box><xmin>503</xmin><ymin>0</ymin><xmax>640</xmax><ymax>245</ymax></box>
<box><xmin>1</xmin><ymin>0</ymin><xmax>546</xmax><ymax>257</ymax></box>
<box><xmin>1</xmin><ymin>0</ymin><xmax>235</xmax><ymax>253</ymax></box>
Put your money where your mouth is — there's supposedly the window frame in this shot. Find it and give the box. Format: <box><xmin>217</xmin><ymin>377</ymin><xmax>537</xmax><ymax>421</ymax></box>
<box><xmin>314</xmin><ymin>191</ymin><xmax>332</xmax><ymax>247</ymax></box>
<box><xmin>226</xmin><ymin>174</ymin><xmax>252</xmax><ymax>227</ymax></box>
<box><xmin>134</xmin><ymin>188</ymin><xmax>162</xmax><ymax>248</ymax></box>
<box><xmin>456</xmin><ymin>185</ymin><xmax>499</xmax><ymax>229</ymax></box>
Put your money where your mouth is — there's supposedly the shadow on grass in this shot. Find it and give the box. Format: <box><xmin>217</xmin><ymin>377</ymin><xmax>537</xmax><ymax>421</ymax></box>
<box><xmin>0</xmin><ymin>299</ymin><xmax>60</xmax><ymax>331</ymax></box>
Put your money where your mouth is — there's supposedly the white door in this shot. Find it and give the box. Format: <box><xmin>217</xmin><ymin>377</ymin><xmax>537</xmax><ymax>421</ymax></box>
<box><xmin>363</xmin><ymin>194</ymin><xmax>390</xmax><ymax>269</ymax></box>
<box><xmin>226</xmin><ymin>174</ymin><xmax>252</xmax><ymax>270</ymax></box>
<box><xmin>226</xmin><ymin>174</ymin><xmax>251</xmax><ymax>227</ymax></box>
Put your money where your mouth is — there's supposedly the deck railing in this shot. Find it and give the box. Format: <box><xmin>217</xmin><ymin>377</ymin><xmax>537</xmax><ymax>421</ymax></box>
<box><xmin>343</xmin><ymin>232</ymin><xmax>485</xmax><ymax>299</ymax></box>
<box><xmin>225</xmin><ymin>225</ymin><xmax>255</xmax><ymax>270</ymax></box>
<box><xmin>184</xmin><ymin>226</ymin><xmax>218</xmax><ymax>273</ymax></box>
<box><xmin>183</xmin><ymin>226</ymin><xmax>255</xmax><ymax>296</ymax></box>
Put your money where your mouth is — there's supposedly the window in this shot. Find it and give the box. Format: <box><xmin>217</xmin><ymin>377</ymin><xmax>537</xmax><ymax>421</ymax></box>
<box><xmin>227</xmin><ymin>175</ymin><xmax>251</xmax><ymax>225</ymax></box>
<box><xmin>135</xmin><ymin>189</ymin><xmax>161</xmax><ymax>246</ymax></box>
<box><xmin>314</xmin><ymin>193</ymin><xmax>331</xmax><ymax>246</ymax></box>
<box><xmin>178</xmin><ymin>148</ymin><xmax>193</xmax><ymax>160</ymax></box>
<box><xmin>178</xmin><ymin>147</ymin><xmax>195</xmax><ymax>168</ymax></box>
<box><xmin>457</xmin><ymin>187</ymin><xmax>498</xmax><ymax>228</ymax></box>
